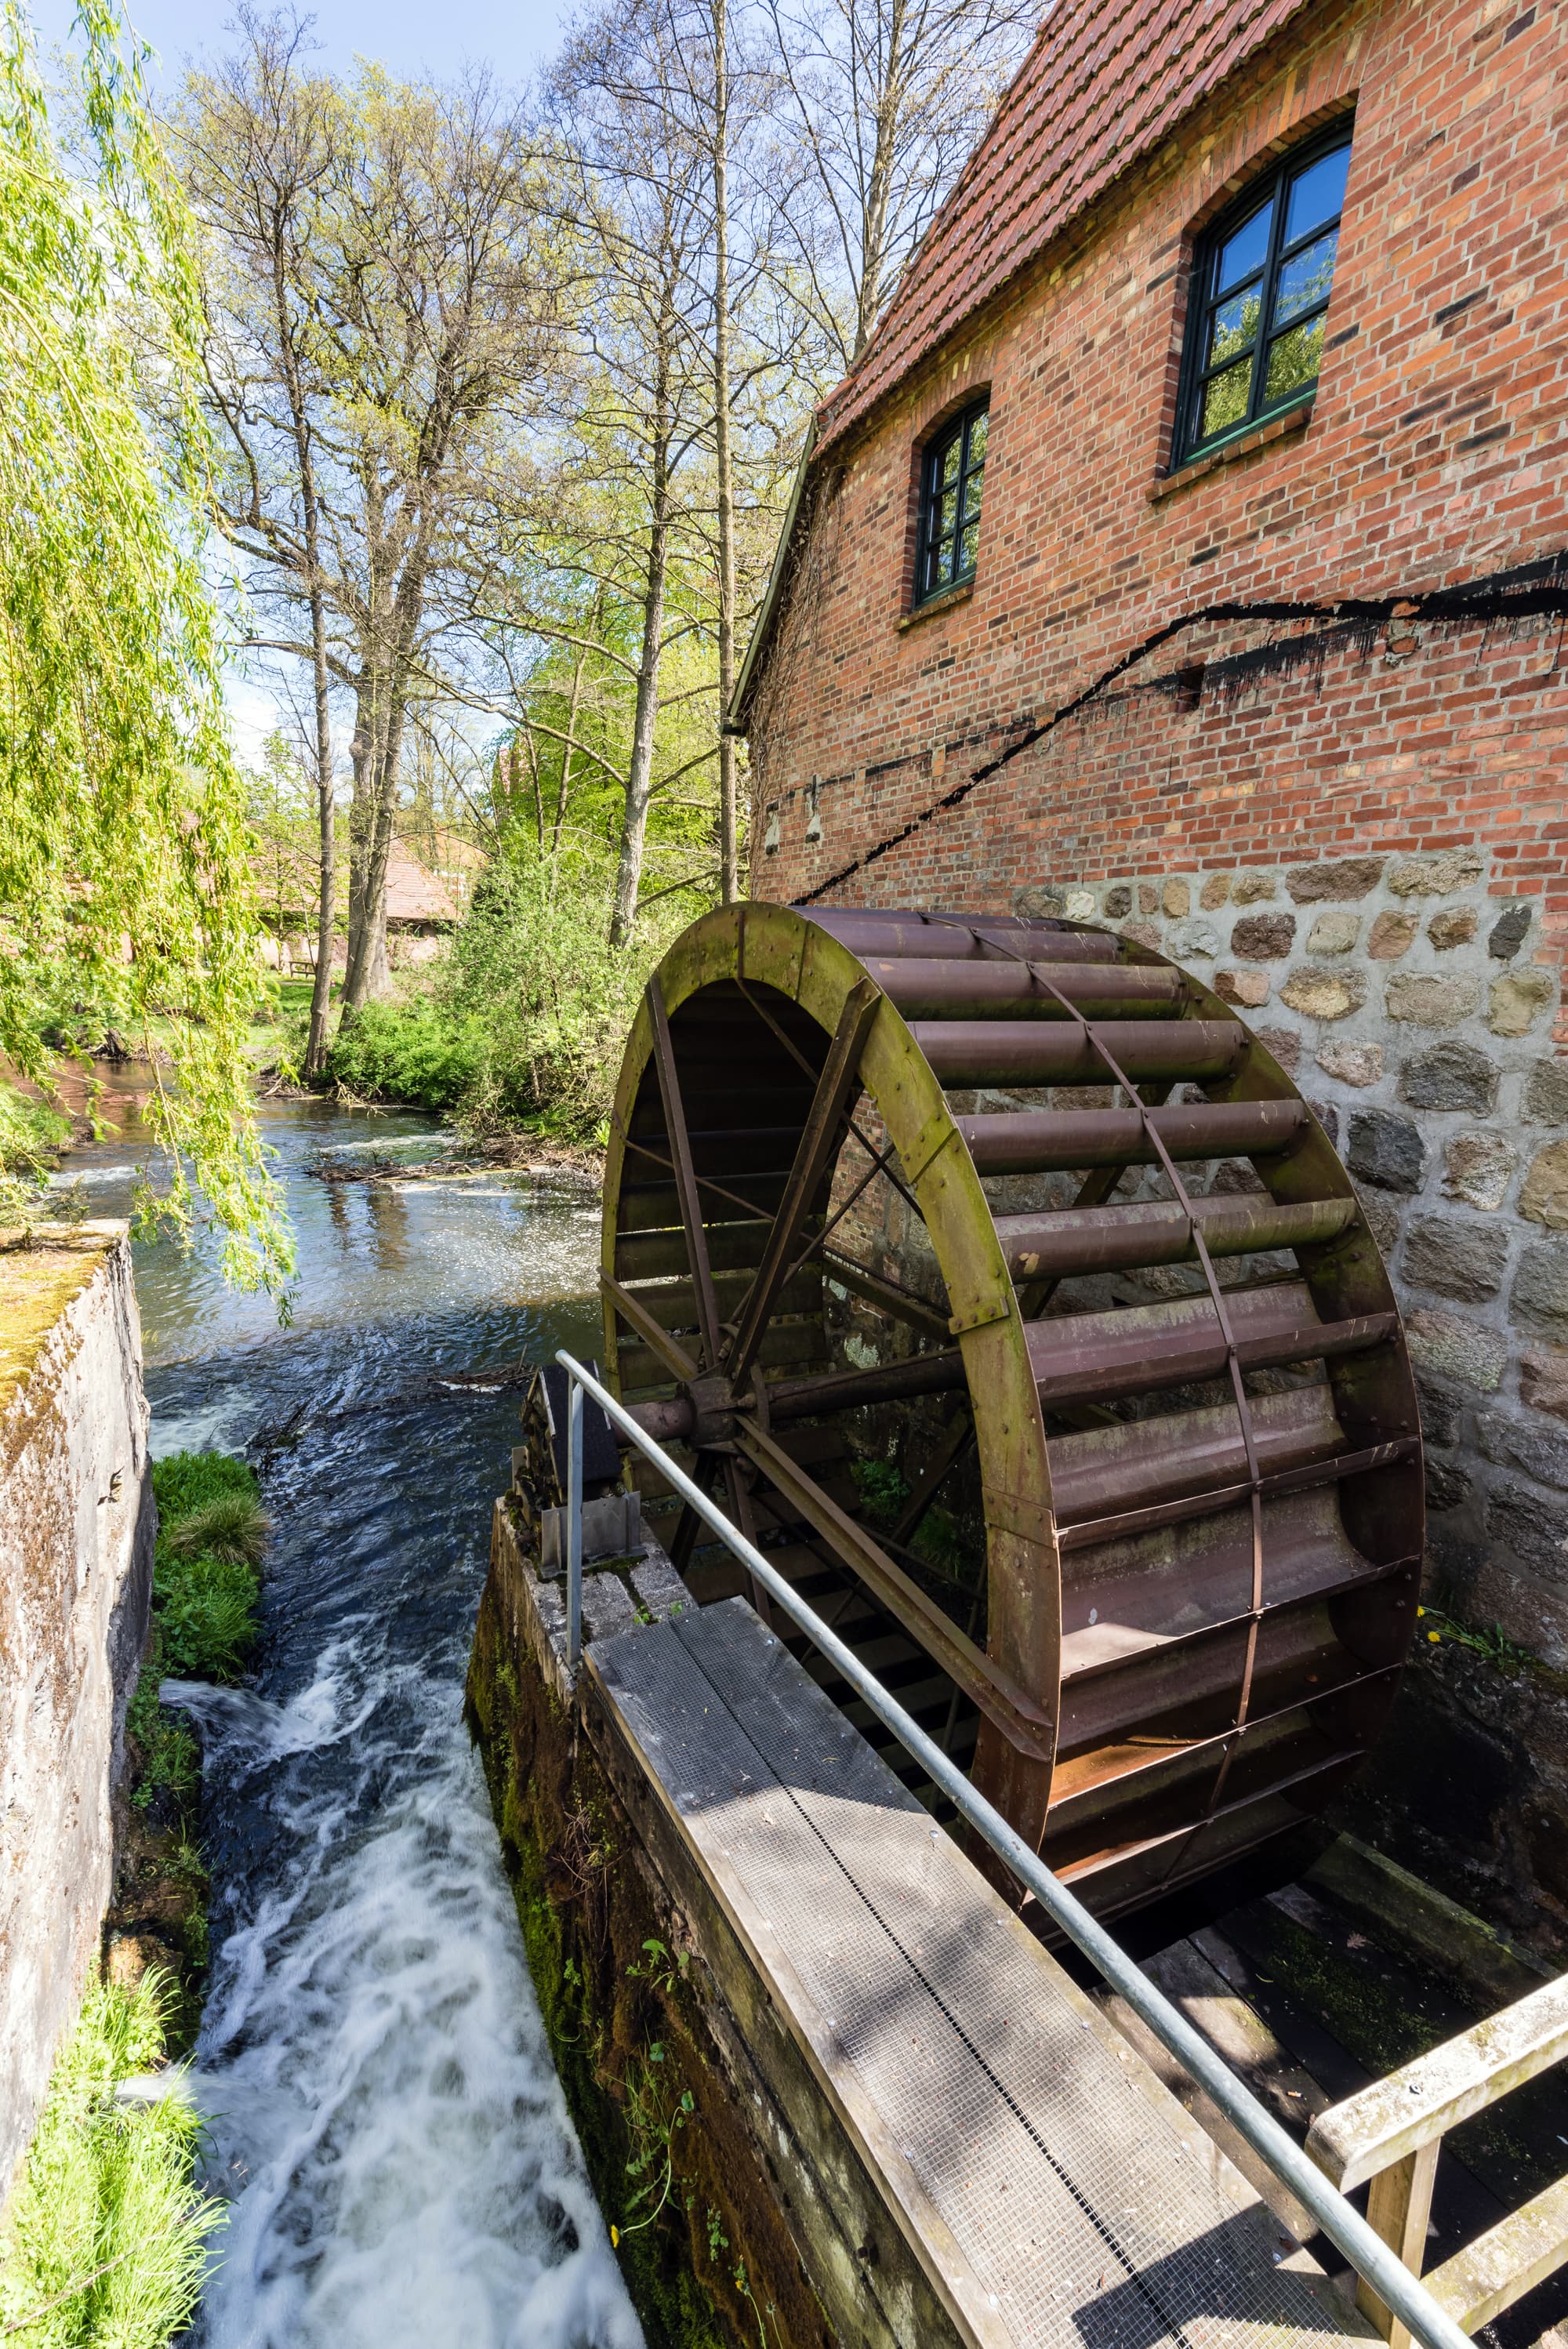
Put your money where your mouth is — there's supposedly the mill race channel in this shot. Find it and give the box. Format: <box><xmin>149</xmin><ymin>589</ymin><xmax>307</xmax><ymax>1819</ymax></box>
<box><xmin>61</xmin><ymin>1087</ymin><xmax>645</xmax><ymax>2349</ymax></box>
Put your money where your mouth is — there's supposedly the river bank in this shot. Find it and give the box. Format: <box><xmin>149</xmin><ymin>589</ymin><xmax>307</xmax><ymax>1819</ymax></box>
<box><xmin>55</xmin><ymin>1082</ymin><xmax>641</xmax><ymax>2349</ymax></box>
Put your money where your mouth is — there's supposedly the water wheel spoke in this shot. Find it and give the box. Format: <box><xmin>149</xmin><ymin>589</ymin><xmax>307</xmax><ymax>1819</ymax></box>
<box><xmin>645</xmin><ymin>976</ymin><xmax>723</xmax><ymax>1367</ymax></box>
<box><xmin>724</xmin><ymin>978</ymin><xmax>881</xmax><ymax>1385</ymax></box>
<box><xmin>888</xmin><ymin>1408</ymin><xmax>974</xmax><ymax>1546</ymax></box>
<box><xmin>602</xmin><ymin>1272</ymin><xmax>699</xmax><ymax>1384</ymax></box>
<box><xmin>819</xmin><ymin>1246</ymin><xmax>951</xmax><ymax>1342</ymax></box>
<box><xmin>733</xmin><ymin>1416</ymin><xmax>1052</xmax><ymax>1761</ymax></box>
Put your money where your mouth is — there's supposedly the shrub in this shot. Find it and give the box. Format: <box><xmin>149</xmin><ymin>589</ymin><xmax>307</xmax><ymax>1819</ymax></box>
<box><xmin>316</xmin><ymin>996</ymin><xmax>482</xmax><ymax>1113</ymax></box>
<box><xmin>310</xmin><ymin>849</ymin><xmax>704</xmax><ymax>1138</ymax></box>
<box><xmin>0</xmin><ymin>1974</ymin><xmax>223</xmax><ymax>2347</ymax></box>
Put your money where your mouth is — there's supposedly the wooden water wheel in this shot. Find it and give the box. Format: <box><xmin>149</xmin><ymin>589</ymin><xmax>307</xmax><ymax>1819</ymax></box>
<box><xmin>602</xmin><ymin>901</ymin><xmax>1423</xmax><ymax>1921</ymax></box>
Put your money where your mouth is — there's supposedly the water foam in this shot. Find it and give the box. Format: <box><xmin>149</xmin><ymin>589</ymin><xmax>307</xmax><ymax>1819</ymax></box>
<box><xmin>185</xmin><ymin>1652</ymin><xmax>643</xmax><ymax>2349</ymax></box>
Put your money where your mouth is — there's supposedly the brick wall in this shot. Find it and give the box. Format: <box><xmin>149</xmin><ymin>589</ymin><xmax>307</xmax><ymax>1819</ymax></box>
<box><xmin>742</xmin><ymin>0</ymin><xmax>1568</xmax><ymax>1663</ymax></box>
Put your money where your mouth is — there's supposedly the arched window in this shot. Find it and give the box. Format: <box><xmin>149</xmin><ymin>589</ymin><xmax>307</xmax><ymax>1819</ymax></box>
<box><xmin>1179</xmin><ymin>128</ymin><xmax>1352</xmax><ymax>463</ymax></box>
<box><xmin>916</xmin><ymin>398</ymin><xmax>988</xmax><ymax>604</ymax></box>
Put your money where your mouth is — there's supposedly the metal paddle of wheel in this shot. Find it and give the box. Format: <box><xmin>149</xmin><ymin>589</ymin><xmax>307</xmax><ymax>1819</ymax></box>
<box><xmin>601</xmin><ymin>901</ymin><xmax>1424</xmax><ymax>1921</ymax></box>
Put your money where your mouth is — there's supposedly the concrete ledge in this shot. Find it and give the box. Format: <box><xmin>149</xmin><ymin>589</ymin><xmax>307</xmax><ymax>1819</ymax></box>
<box><xmin>0</xmin><ymin>1221</ymin><xmax>152</xmax><ymax>2199</ymax></box>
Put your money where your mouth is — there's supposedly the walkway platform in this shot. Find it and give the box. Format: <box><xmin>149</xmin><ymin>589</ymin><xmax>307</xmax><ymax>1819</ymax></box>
<box><xmin>587</xmin><ymin>1596</ymin><xmax>1372</xmax><ymax>2349</ymax></box>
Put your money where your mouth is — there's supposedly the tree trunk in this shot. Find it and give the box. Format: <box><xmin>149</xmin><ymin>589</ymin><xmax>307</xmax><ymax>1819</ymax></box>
<box><xmin>609</xmin><ymin>314</ymin><xmax>674</xmax><ymax>949</ymax></box>
<box><xmin>609</xmin><ymin>514</ymin><xmax>670</xmax><ymax>947</ymax></box>
<box><xmin>855</xmin><ymin>0</ymin><xmax>910</xmax><ymax>359</ymax></box>
<box><xmin>302</xmin><ymin>582</ymin><xmax>336</xmax><ymax>1069</ymax></box>
<box><xmin>553</xmin><ymin>641</ymin><xmax>587</xmax><ymax>862</ymax></box>
<box><xmin>265</xmin><ymin>222</ymin><xmax>338</xmax><ymax>1077</ymax></box>
<box><xmin>712</xmin><ymin>0</ymin><xmax>739</xmax><ymax>902</ymax></box>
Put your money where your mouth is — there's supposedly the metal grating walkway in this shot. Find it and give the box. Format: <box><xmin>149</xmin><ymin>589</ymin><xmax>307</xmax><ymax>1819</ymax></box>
<box><xmin>590</xmin><ymin>1597</ymin><xmax>1372</xmax><ymax>2349</ymax></box>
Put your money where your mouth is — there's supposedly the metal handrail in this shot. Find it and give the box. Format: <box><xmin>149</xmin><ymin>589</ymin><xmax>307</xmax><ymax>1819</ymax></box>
<box><xmin>556</xmin><ymin>1348</ymin><xmax>1470</xmax><ymax>2349</ymax></box>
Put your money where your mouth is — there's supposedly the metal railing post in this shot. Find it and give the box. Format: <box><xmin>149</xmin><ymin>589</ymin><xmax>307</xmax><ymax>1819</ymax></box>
<box><xmin>566</xmin><ymin>1373</ymin><xmax>584</xmax><ymax>1670</ymax></box>
<box><xmin>554</xmin><ymin>1349</ymin><xmax>1472</xmax><ymax>2349</ymax></box>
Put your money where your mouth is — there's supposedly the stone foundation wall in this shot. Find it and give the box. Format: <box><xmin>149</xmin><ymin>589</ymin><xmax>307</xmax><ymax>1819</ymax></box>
<box><xmin>992</xmin><ymin>844</ymin><xmax>1568</xmax><ymax>1671</ymax></box>
<box><xmin>0</xmin><ymin>1223</ymin><xmax>153</xmax><ymax>2202</ymax></box>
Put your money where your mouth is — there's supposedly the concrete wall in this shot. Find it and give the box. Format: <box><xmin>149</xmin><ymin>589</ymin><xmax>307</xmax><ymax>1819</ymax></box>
<box><xmin>0</xmin><ymin>1222</ymin><xmax>153</xmax><ymax>2201</ymax></box>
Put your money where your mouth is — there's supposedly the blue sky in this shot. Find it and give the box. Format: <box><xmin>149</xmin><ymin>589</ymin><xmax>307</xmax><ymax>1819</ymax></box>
<box><xmin>34</xmin><ymin>0</ymin><xmax>572</xmax><ymax>93</ymax></box>
<box><xmin>33</xmin><ymin>0</ymin><xmax>574</xmax><ymax>761</ymax></box>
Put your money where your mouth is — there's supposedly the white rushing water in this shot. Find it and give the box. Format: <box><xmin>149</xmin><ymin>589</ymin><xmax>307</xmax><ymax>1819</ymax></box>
<box><xmin>172</xmin><ymin>1650</ymin><xmax>644</xmax><ymax>2349</ymax></box>
<box><xmin>67</xmin><ymin>1090</ymin><xmax>644</xmax><ymax>2349</ymax></box>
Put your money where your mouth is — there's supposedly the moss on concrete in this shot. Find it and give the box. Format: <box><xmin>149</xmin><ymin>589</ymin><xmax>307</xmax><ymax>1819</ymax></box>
<box><xmin>0</xmin><ymin>1227</ymin><xmax>116</xmax><ymax>1429</ymax></box>
<box><xmin>465</xmin><ymin>1568</ymin><xmax>829</xmax><ymax>2349</ymax></box>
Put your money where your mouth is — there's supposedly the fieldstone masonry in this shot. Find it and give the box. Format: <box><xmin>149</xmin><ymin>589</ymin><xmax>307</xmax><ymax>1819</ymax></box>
<box><xmin>1008</xmin><ymin>848</ymin><xmax>1568</xmax><ymax>1666</ymax></box>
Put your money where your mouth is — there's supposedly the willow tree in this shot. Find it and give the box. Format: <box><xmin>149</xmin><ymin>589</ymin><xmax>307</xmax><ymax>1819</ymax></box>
<box><xmin>0</xmin><ymin>0</ymin><xmax>289</xmax><ymax>1287</ymax></box>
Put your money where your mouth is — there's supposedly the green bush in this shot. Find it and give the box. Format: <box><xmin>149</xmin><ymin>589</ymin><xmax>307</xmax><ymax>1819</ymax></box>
<box><xmin>0</xmin><ymin>1973</ymin><xmax>223</xmax><ymax>2347</ymax></box>
<box><xmin>310</xmin><ymin>851</ymin><xmax>703</xmax><ymax>1139</ymax></box>
<box><xmin>151</xmin><ymin>1451</ymin><xmax>266</xmax><ymax>1682</ymax></box>
<box><xmin>316</xmin><ymin>996</ymin><xmax>483</xmax><ymax>1113</ymax></box>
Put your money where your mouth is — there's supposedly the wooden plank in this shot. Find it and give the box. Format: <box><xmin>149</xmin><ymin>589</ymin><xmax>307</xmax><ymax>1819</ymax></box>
<box><xmin>588</xmin><ymin>1597</ymin><xmax>1372</xmax><ymax>2349</ymax></box>
<box><xmin>1303</xmin><ymin>1835</ymin><xmax>1554</xmax><ymax>2011</ymax></box>
<box><xmin>1306</xmin><ymin>1976</ymin><xmax>1568</xmax><ymax>2191</ymax></box>
<box><xmin>1358</xmin><ymin>2144</ymin><xmax>1439</xmax><ymax>2347</ymax></box>
<box><xmin>1425</xmin><ymin>2172</ymin><xmax>1568</xmax><ymax>2334</ymax></box>
<box><xmin>1095</xmin><ymin>1936</ymin><xmax>1333</xmax><ymax>2245</ymax></box>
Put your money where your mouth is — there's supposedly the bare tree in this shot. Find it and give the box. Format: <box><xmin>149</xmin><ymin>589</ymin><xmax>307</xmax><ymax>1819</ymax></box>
<box><xmin>177</xmin><ymin>9</ymin><xmax>343</xmax><ymax>1069</ymax></box>
<box><xmin>179</xmin><ymin>19</ymin><xmax>568</xmax><ymax>1012</ymax></box>
<box><xmin>761</xmin><ymin>0</ymin><xmax>1036</xmax><ymax>370</ymax></box>
<box><xmin>530</xmin><ymin>9</ymin><xmax>720</xmax><ymax>945</ymax></box>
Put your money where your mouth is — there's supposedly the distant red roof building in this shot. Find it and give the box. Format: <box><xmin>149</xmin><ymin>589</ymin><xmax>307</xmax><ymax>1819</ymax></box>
<box><xmin>384</xmin><ymin>844</ymin><xmax>459</xmax><ymax>928</ymax></box>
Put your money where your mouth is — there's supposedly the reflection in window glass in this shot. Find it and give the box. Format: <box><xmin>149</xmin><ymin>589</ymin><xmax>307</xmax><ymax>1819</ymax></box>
<box><xmin>1285</xmin><ymin>144</ymin><xmax>1351</xmax><ymax>245</ymax></box>
<box><xmin>1216</xmin><ymin>201</ymin><xmax>1274</xmax><ymax>293</ymax></box>
<box><xmin>1264</xmin><ymin>315</ymin><xmax>1325</xmax><ymax>403</ymax></box>
<box><xmin>1207</xmin><ymin>285</ymin><xmax>1263</xmax><ymax>369</ymax></box>
<box><xmin>1202</xmin><ymin>358</ymin><xmax>1254</xmax><ymax>443</ymax></box>
<box><xmin>916</xmin><ymin>398</ymin><xmax>988</xmax><ymax>604</ymax></box>
<box><xmin>1181</xmin><ymin>129</ymin><xmax>1352</xmax><ymax>461</ymax></box>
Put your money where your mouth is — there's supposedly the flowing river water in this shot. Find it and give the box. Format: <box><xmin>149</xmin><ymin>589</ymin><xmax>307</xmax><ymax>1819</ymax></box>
<box><xmin>62</xmin><ymin>1091</ymin><xmax>644</xmax><ymax>2349</ymax></box>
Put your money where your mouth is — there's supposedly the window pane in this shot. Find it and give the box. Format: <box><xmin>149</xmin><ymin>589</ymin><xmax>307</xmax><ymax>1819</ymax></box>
<box><xmin>1285</xmin><ymin>143</ymin><xmax>1350</xmax><ymax>246</ymax></box>
<box><xmin>1207</xmin><ymin>281</ymin><xmax>1262</xmax><ymax>369</ymax></box>
<box><xmin>938</xmin><ymin>488</ymin><xmax>957</xmax><ymax>539</ymax></box>
<box><xmin>1215</xmin><ymin>198</ymin><xmax>1273</xmax><ymax>294</ymax></box>
<box><xmin>938</xmin><ymin>435</ymin><xmax>962</xmax><ymax>488</ymax></box>
<box><xmin>1264</xmin><ymin>313</ymin><xmax>1325</xmax><ymax>403</ymax></box>
<box><xmin>958</xmin><ymin>520</ymin><xmax>979</xmax><ymax>575</ymax></box>
<box><xmin>1200</xmin><ymin>355</ymin><xmax>1254</xmax><ymax>442</ymax></box>
<box><xmin>966</xmin><ymin>409</ymin><xmax>989</xmax><ymax>465</ymax></box>
<box><xmin>1273</xmin><ymin>228</ymin><xmax>1338</xmax><ymax>324</ymax></box>
<box><xmin>961</xmin><ymin>467</ymin><xmax>984</xmax><ymax>521</ymax></box>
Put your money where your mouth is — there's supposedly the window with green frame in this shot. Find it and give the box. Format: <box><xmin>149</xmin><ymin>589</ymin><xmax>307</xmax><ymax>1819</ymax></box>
<box><xmin>916</xmin><ymin>399</ymin><xmax>988</xmax><ymax>603</ymax></box>
<box><xmin>1179</xmin><ymin>128</ymin><xmax>1352</xmax><ymax>463</ymax></box>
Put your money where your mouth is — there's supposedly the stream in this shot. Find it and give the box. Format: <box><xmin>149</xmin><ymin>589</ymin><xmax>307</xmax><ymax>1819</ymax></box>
<box><xmin>62</xmin><ymin>1088</ymin><xmax>644</xmax><ymax>2349</ymax></box>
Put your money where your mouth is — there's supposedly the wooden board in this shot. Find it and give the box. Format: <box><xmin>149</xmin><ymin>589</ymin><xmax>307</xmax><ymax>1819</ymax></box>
<box><xmin>588</xmin><ymin>1596</ymin><xmax>1375</xmax><ymax>2349</ymax></box>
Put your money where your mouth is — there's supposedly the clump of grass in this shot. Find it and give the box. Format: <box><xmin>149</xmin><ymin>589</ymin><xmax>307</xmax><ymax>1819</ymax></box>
<box><xmin>163</xmin><ymin>1488</ymin><xmax>270</xmax><ymax>1568</ymax></box>
<box><xmin>0</xmin><ymin>1973</ymin><xmax>223</xmax><ymax>2346</ymax></box>
<box><xmin>151</xmin><ymin>1452</ymin><xmax>267</xmax><ymax>1683</ymax></box>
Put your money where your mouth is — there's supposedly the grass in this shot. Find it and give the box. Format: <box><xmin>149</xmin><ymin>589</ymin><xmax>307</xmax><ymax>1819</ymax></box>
<box><xmin>149</xmin><ymin>1452</ymin><xmax>268</xmax><ymax>1684</ymax></box>
<box><xmin>125</xmin><ymin>1449</ymin><xmax>267</xmax><ymax>1820</ymax></box>
<box><xmin>0</xmin><ymin>1973</ymin><xmax>223</xmax><ymax>2347</ymax></box>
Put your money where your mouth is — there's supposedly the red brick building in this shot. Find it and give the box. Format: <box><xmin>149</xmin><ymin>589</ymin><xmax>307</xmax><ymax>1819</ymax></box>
<box><xmin>735</xmin><ymin>0</ymin><xmax>1568</xmax><ymax>1918</ymax></box>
